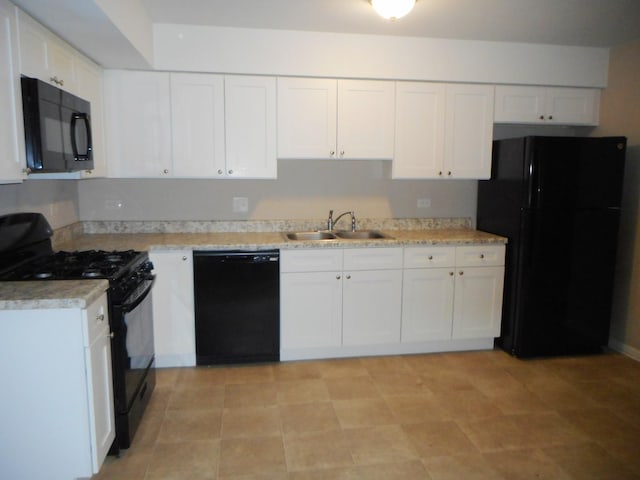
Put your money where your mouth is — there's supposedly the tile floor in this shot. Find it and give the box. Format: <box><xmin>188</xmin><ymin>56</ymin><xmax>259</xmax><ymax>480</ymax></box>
<box><xmin>94</xmin><ymin>350</ymin><xmax>640</xmax><ymax>479</ymax></box>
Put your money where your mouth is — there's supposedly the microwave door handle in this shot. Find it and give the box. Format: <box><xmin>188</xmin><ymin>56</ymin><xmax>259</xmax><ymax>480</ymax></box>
<box><xmin>70</xmin><ymin>112</ymin><xmax>93</xmax><ymax>161</ymax></box>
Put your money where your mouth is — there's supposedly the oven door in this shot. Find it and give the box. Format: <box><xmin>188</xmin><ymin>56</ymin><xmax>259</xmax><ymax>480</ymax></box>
<box><xmin>111</xmin><ymin>277</ymin><xmax>155</xmax><ymax>413</ymax></box>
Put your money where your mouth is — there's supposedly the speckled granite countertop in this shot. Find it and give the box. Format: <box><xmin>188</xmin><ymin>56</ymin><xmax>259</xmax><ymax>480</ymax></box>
<box><xmin>0</xmin><ymin>280</ymin><xmax>109</xmax><ymax>310</ymax></box>
<box><xmin>54</xmin><ymin>229</ymin><xmax>506</xmax><ymax>252</ymax></box>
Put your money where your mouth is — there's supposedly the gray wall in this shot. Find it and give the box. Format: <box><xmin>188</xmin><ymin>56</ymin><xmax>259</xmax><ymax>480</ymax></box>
<box><xmin>77</xmin><ymin>160</ymin><xmax>478</xmax><ymax>223</ymax></box>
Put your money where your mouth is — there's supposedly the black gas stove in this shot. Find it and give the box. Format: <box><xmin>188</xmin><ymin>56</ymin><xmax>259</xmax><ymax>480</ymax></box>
<box><xmin>0</xmin><ymin>213</ymin><xmax>156</xmax><ymax>453</ymax></box>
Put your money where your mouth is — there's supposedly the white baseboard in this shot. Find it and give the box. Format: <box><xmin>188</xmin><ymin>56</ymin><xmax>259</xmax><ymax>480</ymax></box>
<box><xmin>608</xmin><ymin>339</ymin><xmax>640</xmax><ymax>362</ymax></box>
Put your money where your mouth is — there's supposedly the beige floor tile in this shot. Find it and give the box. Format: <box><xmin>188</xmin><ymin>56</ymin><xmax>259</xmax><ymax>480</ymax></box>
<box><xmin>360</xmin><ymin>355</ymin><xmax>413</xmax><ymax>375</ymax></box>
<box><xmin>315</xmin><ymin>358</ymin><xmax>369</xmax><ymax>378</ymax></box>
<box><xmin>287</xmin><ymin>466</ymin><xmax>353</xmax><ymax>480</ymax></box>
<box><xmin>542</xmin><ymin>441</ymin><xmax>640</xmax><ymax>480</ymax></box>
<box><xmin>224</xmin><ymin>364</ymin><xmax>275</xmax><ymax>384</ymax></box>
<box><xmin>418</xmin><ymin>369</ymin><xmax>476</xmax><ymax>394</ymax></box>
<box><xmin>509</xmin><ymin>412</ymin><xmax>589</xmax><ymax>447</ymax></box>
<box><xmin>218</xmin><ymin>436</ymin><xmax>287</xmax><ymax>477</ymax></box>
<box><xmin>177</xmin><ymin>366</ymin><xmax>228</xmax><ymax>387</ymax></box>
<box><xmin>402</xmin><ymin>420</ymin><xmax>478</xmax><ymax>458</ymax></box>
<box><xmin>333</xmin><ymin>398</ymin><xmax>396</xmax><ymax>429</ymax></box>
<box><xmin>283</xmin><ymin>430</ymin><xmax>354</xmax><ymax>471</ymax></box>
<box><xmin>95</xmin><ymin>448</ymin><xmax>152</xmax><ymax>480</ymax></box>
<box><xmin>458</xmin><ymin>415</ymin><xmax>537</xmax><ymax>452</ymax></box>
<box><xmin>277</xmin><ymin>379</ymin><xmax>331</xmax><ymax>404</ymax></box>
<box><xmin>155</xmin><ymin>367</ymin><xmax>181</xmax><ymax>388</ymax></box>
<box><xmin>383</xmin><ymin>393</ymin><xmax>449</xmax><ymax>424</ymax></box>
<box><xmin>146</xmin><ymin>440</ymin><xmax>220</xmax><ymax>477</ymax></box>
<box><xmin>433</xmin><ymin>389</ymin><xmax>503</xmax><ymax>421</ymax></box>
<box><xmin>422</xmin><ymin>453</ymin><xmax>507</xmax><ymax>480</ymax></box>
<box><xmin>221</xmin><ymin>406</ymin><xmax>282</xmax><ymax>438</ymax></box>
<box><xmin>347</xmin><ymin>460</ymin><xmax>432</xmax><ymax>480</ymax></box>
<box><xmin>280</xmin><ymin>402</ymin><xmax>341</xmax><ymax>435</ymax></box>
<box><xmin>224</xmin><ymin>382</ymin><xmax>278</xmax><ymax>408</ymax></box>
<box><xmin>344</xmin><ymin>425</ymin><xmax>418</xmax><ymax>465</ymax></box>
<box><xmin>167</xmin><ymin>384</ymin><xmax>225</xmax><ymax>411</ymax></box>
<box><xmin>157</xmin><ymin>409</ymin><xmax>223</xmax><ymax>443</ymax></box>
<box><xmin>483</xmin><ymin>448</ymin><xmax>573</xmax><ymax>480</ymax></box>
<box><xmin>272</xmin><ymin>360</ymin><xmax>323</xmax><ymax>381</ymax></box>
<box><xmin>145</xmin><ymin>385</ymin><xmax>172</xmax><ymax>416</ymax></box>
<box><xmin>325</xmin><ymin>376</ymin><xmax>380</xmax><ymax>400</ymax></box>
<box><xmin>488</xmin><ymin>386</ymin><xmax>554</xmax><ymax>415</ymax></box>
<box><xmin>370</xmin><ymin>371</ymin><xmax>430</xmax><ymax>396</ymax></box>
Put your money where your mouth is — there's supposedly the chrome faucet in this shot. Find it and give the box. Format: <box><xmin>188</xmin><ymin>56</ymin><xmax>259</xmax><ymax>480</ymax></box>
<box><xmin>327</xmin><ymin>209</ymin><xmax>356</xmax><ymax>231</ymax></box>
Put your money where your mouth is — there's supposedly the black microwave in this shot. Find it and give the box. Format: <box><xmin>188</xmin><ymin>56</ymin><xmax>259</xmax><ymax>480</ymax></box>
<box><xmin>21</xmin><ymin>76</ymin><xmax>93</xmax><ymax>173</ymax></box>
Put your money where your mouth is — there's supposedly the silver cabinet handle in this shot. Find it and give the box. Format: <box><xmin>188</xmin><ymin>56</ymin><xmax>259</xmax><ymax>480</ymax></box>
<box><xmin>479</xmin><ymin>254</ymin><xmax>485</xmax><ymax>259</ymax></box>
<box><xmin>539</xmin><ymin>115</ymin><xmax>545</xmax><ymax>120</ymax></box>
<box><xmin>438</xmin><ymin>171</ymin><xmax>443</xmax><ymax>176</ymax></box>
<box><xmin>228</xmin><ymin>169</ymin><xmax>234</xmax><ymax>175</ymax></box>
<box><xmin>346</xmin><ymin>274</ymin><xmax>351</xmax><ymax>279</ymax></box>
<box><xmin>449</xmin><ymin>271</ymin><xmax>454</xmax><ymax>276</ymax></box>
<box><xmin>428</xmin><ymin>255</ymin><xmax>433</xmax><ymax>260</ymax></box>
<box><xmin>548</xmin><ymin>115</ymin><xmax>553</xmax><ymax>120</ymax></box>
<box><xmin>447</xmin><ymin>171</ymin><xmax>452</xmax><ymax>176</ymax></box>
<box><xmin>109</xmin><ymin>332</ymin><xmax>115</xmax><ymax>339</ymax></box>
<box><xmin>217</xmin><ymin>169</ymin><xmax>224</xmax><ymax>175</ymax></box>
<box><xmin>163</xmin><ymin>169</ymin><xmax>169</xmax><ymax>174</ymax></box>
<box><xmin>182</xmin><ymin>256</ymin><xmax>188</xmax><ymax>261</ymax></box>
<box><xmin>330</xmin><ymin>150</ymin><xmax>335</xmax><ymax>157</ymax></box>
<box><xmin>96</xmin><ymin>314</ymin><xmax>105</xmax><ymax>322</ymax></box>
<box><xmin>336</xmin><ymin>275</ymin><xmax>341</xmax><ymax>280</ymax></box>
<box><xmin>459</xmin><ymin>271</ymin><xmax>464</xmax><ymax>276</ymax></box>
<box><xmin>50</xmin><ymin>76</ymin><xmax>64</xmax><ymax>86</ymax></box>
<box><xmin>340</xmin><ymin>151</ymin><xmax>345</xmax><ymax>158</ymax></box>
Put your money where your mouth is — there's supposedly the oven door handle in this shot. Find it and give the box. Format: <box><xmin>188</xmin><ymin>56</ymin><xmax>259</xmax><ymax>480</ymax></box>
<box><xmin>120</xmin><ymin>276</ymin><xmax>155</xmax><ymax>313</ymax></box>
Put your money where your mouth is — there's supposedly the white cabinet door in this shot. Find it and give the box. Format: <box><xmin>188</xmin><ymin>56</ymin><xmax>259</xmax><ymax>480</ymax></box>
<box><xmin>545</xmin><ymin>87</ymin><xmax>600</xmax><ymax>125</ymax></box>
<box><xmin>150</xmin><ymin>250</ymin><xmax>196</xmax><ymax>367</ymax></box>
<box><xmin>84</xmin><ymin>296</ymin><xmax>115</xmax><ymax>471</ymax></box>
<box><xmin>170</xmin><ymin>73</ymin><xmax>225</xmax><ymax>177</ymax></box>
<box><xmin>393</xmin><ymin>81</ymin><xmax>446</xmax><ymax>178</ymax></box>
<box><xmin>225</xmin><ymin>75</ymin><xmax>277</xmax><ymax>178</ymax></box>
<box><xmin>0</xmin><ymin>0</ymin><xmax>26</xmax><ymax>184</ymax></box>
<box><xmin>452</xmin><ymin>266</ymin><xmax>505</xmax><ymax>339</ymax></box>
<box><xmin>401</xmin><ymin>268</ymin><xmax>455</xmax><ymax>342</ymax></box>
<box><xmin>495</xmin><ymin>85</ymin><xmax>600</xmax><ymax>125</ymax></box>
<box><xmin>104</xmin><ymin>70</ymin><xmax>172</xmax><ymax>177</ymax></box>
<box><xmin>75</xmin><ymin>58</ymin><xmax>106</xmax><ymax>178</ymax></box>
<box><xmin>280</xmin><ymin>271</ymin><xmax>343</xmax><ymax>349</ymax></box>
<box><xmin>277</xmin><ymin>77</ymin><xmax>337</xmax><ymax>159</ymax></box>
<box><xmin>342</xmin><ymin>268</ymin><xmax>403</xmax><ymax>346</ymax></box>
<box><xmin>444</xmin><ymin>83</ymin><xmax>494</xmax><ymax>179</ymax></box>
<box><xmin>17</xmin><ymin>9</ymin><xmax>76</xmax><ymax>92</ymax></box>
<box><xmin>337</xmin><ymin>79</ymin><xmax>395</xmax><ymax>160</ymax></box>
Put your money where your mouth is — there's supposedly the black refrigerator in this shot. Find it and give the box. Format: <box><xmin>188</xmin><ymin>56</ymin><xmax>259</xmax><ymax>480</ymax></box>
<box><xmin>477</xmin><ymin>136</ymin><xmax>626</xmax><ymax>358</ymax></box>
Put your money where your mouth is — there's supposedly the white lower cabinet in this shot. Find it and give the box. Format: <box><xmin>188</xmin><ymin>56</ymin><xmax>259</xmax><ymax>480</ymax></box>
<box><xmin>0</xmin><ymin>292</ymin><xmax>115</xmax><ymax>479</ymax></box>
<box><xmin>402</xmin><ymin>245</ymin><xmax>505</xmax><ymax>344</ymax></box>
<box><xmin>281</xmin><ymin>244</ymin><xmax>504</xmax><ymax>361</ymax></box>
<box><xmin>150</xmin><ymin>249</ymin><xmax>196</xmax><ymax>367</ymax></box>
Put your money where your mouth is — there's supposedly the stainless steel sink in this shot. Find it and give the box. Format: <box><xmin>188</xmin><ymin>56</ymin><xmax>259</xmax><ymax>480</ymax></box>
<box><xmin>335</xmin><ymin>230</ymin><xmax>392</xmax><ymax>239</ymax></box>
<box><xmin>285</xmin><ymin>231</ymin><xmax>337</xmax><ymax>241</ymax></box>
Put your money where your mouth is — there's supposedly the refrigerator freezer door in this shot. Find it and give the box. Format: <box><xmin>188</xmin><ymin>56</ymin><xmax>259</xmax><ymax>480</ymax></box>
<box><xmin>528</xmin><ymin>136</ymin><xmax>626</xmax><ymax>209</ymax></box>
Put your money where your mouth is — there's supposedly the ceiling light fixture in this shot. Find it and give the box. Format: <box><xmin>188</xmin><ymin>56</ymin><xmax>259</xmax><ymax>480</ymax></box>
<box><xmin>370</xmin><ymin>0</ymin><xmax>416</xmax><ymax>20</ymax></box>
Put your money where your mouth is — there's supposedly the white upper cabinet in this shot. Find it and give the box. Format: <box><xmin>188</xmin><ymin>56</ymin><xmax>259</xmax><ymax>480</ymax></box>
<box><xmin>337</xmin><ymin>79</ymin><xmax>395</xmax><ymax>160</ymax></box>
<box><xmin>277</xmin><ymin>77</ymin><xmax>394</xmax><ymax>160</ymax></box>
<box><xmin>494</xmin><ymin>85</ymin><xmax>600</xmax><ymax>125</ymax></box>
<box><xmin>393</xmin><ymin>82</ymin><xmax>446</xmax><ymax>178</ymax></box>
<box><xmin>0</xmin><ymin>0</ymin><xmax>26</xmax><ymax>184</ymax></box>
<box><xmin>170</xmin><ymin>73</ymin><xmax>225</xmax><ymax>178</ymax></box>
<box><xmin>17</xmin><ymin>9</ymin><xmax>76</xmax><ymax>93</ymax></box>
<box><xmin>225</xmin><ymin>75</ymin><xmax>277</xmax><ymax>178</ymax></box>
<box><xmin>393</xmin><ymin>82</ymin><xmax>494</xmax><ymax>179</ymax></box>
<box><xmin>277</xmin><ymin>77</ymin><xmax>337</xmax><ymax>159</ymax></box>
<box><xmin>104</xmin><ymin>70</ymin><xmax>172</xmax><ymax>177</ymax></box>
<box><xmin>444</xmin><ymin>84</ymin><xmax>495</xmax><ymax>179</ymax></box>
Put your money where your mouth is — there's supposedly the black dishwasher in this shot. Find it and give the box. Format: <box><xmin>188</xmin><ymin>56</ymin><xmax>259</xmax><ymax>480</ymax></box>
<box><xmin>193</xmin><ymin>250</ymin><xmax>280</xmax><ymax>365</ymax></box>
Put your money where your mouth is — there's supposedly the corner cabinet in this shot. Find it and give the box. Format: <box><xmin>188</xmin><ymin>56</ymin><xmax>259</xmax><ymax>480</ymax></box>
<box><xmin>0</xmin><ymin>0</ymin><xmax>26</xmax><ymax>184</ymax></box>
<box><xmin>0</xmin><ymin>292</ymin><xmax>115</xmax><ymax>479</ymax></box>
<box><xmin>494</xmin><ymin>85</ymin><xmax>600</xmax><ymax>126</ymax></box>
<box><xmin>150</xmin><ymin>249</ymin><xmax>196</xmax><ymax>367</ymax></box>
<box><xmin>277</xmin><ymin>77</ymin><xmax>395</xmax><ymax>160</ymax></box>
<box><xmin>393</xmin><ymin>82</ymin><xmax>494</xmax><ymax>179</ymax></box>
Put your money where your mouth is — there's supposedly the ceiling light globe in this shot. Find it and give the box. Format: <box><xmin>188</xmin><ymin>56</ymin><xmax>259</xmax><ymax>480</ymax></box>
<box><xmin>371</xmin><ymin>0</ymin><xmax>416</xmax><ymax>20</ymax></box>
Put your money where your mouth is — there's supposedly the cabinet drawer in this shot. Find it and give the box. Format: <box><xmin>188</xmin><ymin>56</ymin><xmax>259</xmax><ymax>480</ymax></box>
<box><xmin>281</xmin><ymin>249</ymin><xmax>343</xmax><ymax>272</ymax></box>
<box><xmin>455</xmin><ymin>245</ymin><xmax>505</xmax><ymax>267</ymax></box>
<box><xmin>84</xmin><ymin>293</ymin><xmax>109</xmax><ymax>346</ymax></box>
<box><xmin>404</xmin><ymin>246</ymin><xmax>456</xmax><ymax>268</ymax></box>
<box><xmin>343</xmin><ymin>247</ymin><xmax>403</xmax><ymax>270</ymax></box>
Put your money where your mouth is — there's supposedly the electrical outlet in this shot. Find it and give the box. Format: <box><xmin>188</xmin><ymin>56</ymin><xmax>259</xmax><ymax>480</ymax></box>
<box><xmin>233</xmin><ymin>197</ymin><xmax>249</xmax><ymax>213</ymax></box>
<box><xmin>105</xmin><ymin>200</ymin><xmax>123</xmax><ymax>210</ymax></box>
<box><xmin>417</xmin><ymin>198</ymin><xmax>431</xmax><ymax>208</ymax></box>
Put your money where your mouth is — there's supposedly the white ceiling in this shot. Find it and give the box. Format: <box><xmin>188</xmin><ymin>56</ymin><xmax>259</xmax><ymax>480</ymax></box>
<box><xmin>139</xmin><ymin>0</ymin><xmax>640</xmax><ymax>48</ymax></box>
